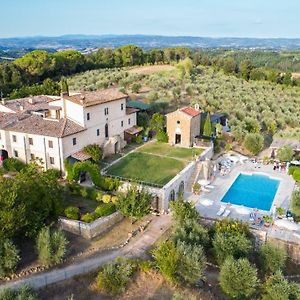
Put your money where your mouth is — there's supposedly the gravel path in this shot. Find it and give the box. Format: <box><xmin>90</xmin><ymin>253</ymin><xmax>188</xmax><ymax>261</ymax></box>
<box><xmin>0</xmin><ymin>215</ymin><xmax>171</xmax><ymax>291</ymax></box>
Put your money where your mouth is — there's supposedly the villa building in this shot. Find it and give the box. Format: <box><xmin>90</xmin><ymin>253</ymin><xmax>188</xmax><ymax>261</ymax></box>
<box><xmin>0</xmin><ymin>88</ymin><xmax>138</xmax><ymax>172</ymax></box>
<box><xmin>166</xmin><ymin>106</ymin><xmax>201</xmax><ymax>147</ymax></box>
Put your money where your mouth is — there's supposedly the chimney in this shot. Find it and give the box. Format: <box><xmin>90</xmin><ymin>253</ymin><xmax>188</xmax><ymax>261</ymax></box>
<box><xmin>1</xmin><ymin>98</ymin><xmax>6</xmax><ymax>105</ymax></box>
<box><xmin>19</xmin><ymin>105</ymin><xmax>24</xmax><ymax>111</ymax></box>
<box><xmin>194</xmin><ymin>103</ymin><xmax>200</xmax><ymax>111</ymax></box>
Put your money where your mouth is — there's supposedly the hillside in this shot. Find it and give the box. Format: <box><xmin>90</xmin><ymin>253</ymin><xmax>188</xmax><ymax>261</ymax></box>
<box><xmin>68</xmin><ymin>65</ymin><xmax>300</xmax><ymax>140</ymax></box>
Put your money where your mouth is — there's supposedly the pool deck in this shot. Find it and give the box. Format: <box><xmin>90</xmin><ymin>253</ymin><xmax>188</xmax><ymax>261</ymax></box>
<box><xmin>187</xmin><ymin>160</ymin><xmax>296</xmax><ymax>223</ymax></box>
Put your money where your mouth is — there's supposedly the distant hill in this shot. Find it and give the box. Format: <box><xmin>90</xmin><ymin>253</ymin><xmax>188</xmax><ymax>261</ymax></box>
<box><xmin>1</xmin><ymin>34</ymin><xmax>300</xmax><ymax>52</ymax></box>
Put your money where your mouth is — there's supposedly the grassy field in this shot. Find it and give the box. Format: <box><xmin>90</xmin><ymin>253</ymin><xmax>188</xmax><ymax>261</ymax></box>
<box><xmin>137</xmin><ymin>142</ymin><xmax>203</xmax><ymax>160</ymax></box>
<box><xmin>106</xmin><ymin>152</ymin><xmax>186</xmax><ymax>186</ymax></box>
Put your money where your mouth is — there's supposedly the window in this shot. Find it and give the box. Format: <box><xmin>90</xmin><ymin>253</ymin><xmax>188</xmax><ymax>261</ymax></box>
<box><xmin>128</xmin><ymin>118</ymin><xmax>131</xmax><ymax>125</ymax></box>
<box><xmin>0</xmin><ymin>133</ymin><xmax>1</xmax><ymax>140</ymax></box>
<box><xmin>104</xmin><ymin>107</ymin><xmax>109</xmax><ymax>115</ymax></box>
<box><xmin>14</xmin><ymin>150</ymin><xmax>18</xmax><ymax>157</ymax></box>
<box><xmin>105</xmin><ymin>124</ymin><xmax>108</xmax><ymax>138</ymax></box>
<box><xmin>72</xmin><ymin>137</ymin><xmax>77</xmax><ymax>146</ymax></box>
<box><xmin>121</xmin><ymin>120</ymin><xmax>124</xmax><ymax>127</ymax></box>
<box><xmin>50</xmin><ymin>157</ymin><xmax>55</xmax><ymax>165</ymax></box>
<box><xmin>30</xmin><ymin>153</ymin><xmax>35</xmax><ymax>160</ymax></box>
<box><xmin>12</xmin><ymin>135</ymin><xmax>17</xmax><ymax>143</ymax></box>
<box><xmin>87</xmin><ymin>112</ymin><xmax>90</xmax><ymax>121</ymax></box>
<box><xmin>96</xmin><ymin>129</ymin><xmax>100</xmax><ymax>136</ymax></box>
<box><xmin>29</xmin><ymin>137</ymin><xmax>33</xmax><ymax>145</ymax></box>
<box><xmin>177</xmin><ymin>120</ymin><xmax>180</xmax><ymax>124</ymax></box>
<box><xmin>121</xmin><ymin>103</ymin><xmax>124</xmax><ymax>110</ymax></box>
<box><xmin>48</xmin><ymin>140</ymin><xmax>53</xmax><ymax>148</ymax></box>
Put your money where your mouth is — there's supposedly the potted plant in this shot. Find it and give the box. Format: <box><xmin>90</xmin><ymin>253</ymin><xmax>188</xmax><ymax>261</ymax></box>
<box><xmin>193</xmin><ymin>183</ymin><xmax>201</xmax><ymax>195</ymax></box>
<box><xmin>263</xmin><ymin>215</ymin><xmax>273</xmax><ymax>227</ymax></box>
<box><xmin>276</xmin><ymin>207</ymin><xmax>285</xmax><ymax>219</ymax></box>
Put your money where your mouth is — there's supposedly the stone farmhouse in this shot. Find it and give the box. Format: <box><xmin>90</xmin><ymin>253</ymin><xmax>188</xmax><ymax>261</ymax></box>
<box><xmin>0</xmin><ymin>88</ymin><xmax>138</xmax><ymax>172</ymax></box>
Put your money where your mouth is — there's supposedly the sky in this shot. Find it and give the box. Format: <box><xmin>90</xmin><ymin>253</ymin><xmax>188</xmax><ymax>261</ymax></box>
<box><xmin>0</xmin><ymin>0</ymin><xmax>299</xmax><ymax>38</ymax></box>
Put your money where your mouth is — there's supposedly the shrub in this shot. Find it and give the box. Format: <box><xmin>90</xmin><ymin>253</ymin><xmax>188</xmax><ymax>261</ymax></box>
<box><xmin>172</xmin><ymin>219</ymin><xmax>210</xmax><ymax>249</ymax></box>
<box><xmin>215</xmin><ymin>219</ymin><xmax>250</xmax><ymax>236</ymax></box>
<box><xmin>176</xmin><ymin>241</ymin><xmax>206</xmax><ymax>285</ymax></box>
<box><xmin>100</xmin><ymin>177</ymin><xmax>120</xmax><ymax>191</ymax></box>
<box><xmin>2</xmin><ymin>158</ymin><xmax>26</xmax><ymax>172</ymax></box>
<box><xmin>95</xmin><ymin>191</ymin><xmax>104</xmax><ymax>201</ymax></box>
<box><xmin>260</xmin><ymin>243</ymin><xmax>287</xmax><ymax>275</ymax></box>
<box><xmin>156</xmin><ymin>130</ymin><xmax>168</xmax><ymax>143</ymax></box>
<box><xmin>220</xmin><ymin>257</ymin><xmax>258</xmax><ymax>299</ymax></box>
<box><xmin>152</xmin><ymin>241</ymin><xmax>179</xmax><ymax>284</ymax></box>
<box><xmin>0</xmin><ymin>285</ymin><xmax>38</xmax><ymax>300</ymax></box>
<box><xmin>36</xmin><ymin>227</ymin><xmax>68</xmax><ymax>267</ymax></box>
<box><xmin>95</xmin><ymin>203</ymin><xmax>116</xmax><ymax>217</ymax></box>
<box><xmin>277</xmin><ymin>145</ymin><xmax>294</xmax><ymax>162</ymax></box>
<box><xmin>244</xmin><ymin>133</ymin><xmax>264</xmax><ymax>155</ymax></box>
<box><xmin>213</xmin><ymin>232</ymin><xmax>252</xmax><ymax>265</ymax></box>
<box><xmin>111</xmin><ymin>195</ymin><xmax>118</xmax><ymax>204</ymax></box>
<box><xmin>291</xmin><ymin>190</ymin><xmax>300</xmax><ymax>219</ymax></box>
<box><xmin>262</xmin><ymin>271</ymin><xmax>300</xmax><ymax>300</ymax></box>
<box><xmin>81</xmin><ymin>213</ymin><xmax>96</xmax><ymax>223</ymax></box>
<box><xmin>64</xmin><ymin>206</ymin><xmax>80</xmax><ymax>220</ymax></box>
<box><xmin>170</xmin><ymin>199</ymin><xmax>200</xmax><ymax>225</ymax></box>
<box><xmin>102</xmin><ymin>194</ymin><xmax>112</xmax><ymax>203</ymax></box>
<box><xmin>83</xmin><ymin>144</ymin><xmax>103</xmax><ymax>163</ymax></box>
<box><xmin>152</xmin><ymin>240</ymin><xmax>206</xmax><ymax>285</ymax></box>
<box><xmin>0</xmin><ymin>239</ymin><xmax>20</xmax><ymax>277</ymax></box>
<box><xmin>117</xmin><ymin>186</ymin><xmax>152</xmax><ymax>220</ymax></box>
<box><xmin>96</xmin><ymin>258</ymin><xmax>136</xmax><ymax>295</ymax></box>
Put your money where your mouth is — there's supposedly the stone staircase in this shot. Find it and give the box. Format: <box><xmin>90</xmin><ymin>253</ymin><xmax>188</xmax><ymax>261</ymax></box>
<box><xmin>186</xmin><ymin>162</ymin><xmax>202</xmax><ymax>192</ymax></box>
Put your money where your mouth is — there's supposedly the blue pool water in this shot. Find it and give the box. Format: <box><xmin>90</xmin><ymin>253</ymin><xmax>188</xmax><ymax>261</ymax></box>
<box><xmin>221</xmin><ymin>173</ymin><xmax>280</xmax><ymax>211</ymax></box>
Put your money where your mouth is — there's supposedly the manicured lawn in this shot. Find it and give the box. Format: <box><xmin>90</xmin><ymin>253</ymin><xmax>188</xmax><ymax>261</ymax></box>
<box><xmin>106</xmin><ymin>152</ymin><xmax>185</xmax><ymax>186</ymax></box>
<box><xmin>137</xmin><ymin>142</ymin><xmax>203</xmax><ymax>161</ymax></box>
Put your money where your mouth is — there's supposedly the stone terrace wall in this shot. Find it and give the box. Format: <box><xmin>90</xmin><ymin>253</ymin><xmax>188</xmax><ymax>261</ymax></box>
<box><xmin>59</xmin><ymin>212</ymin><xmax>123</xmax><ymax>239</ymax></box>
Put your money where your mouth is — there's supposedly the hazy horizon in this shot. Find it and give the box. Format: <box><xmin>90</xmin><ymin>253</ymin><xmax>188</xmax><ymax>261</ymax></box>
<box><xmin>1</xmin><ymin>0</ymin><xmax>299</xmax><ymax>39</ymax></box>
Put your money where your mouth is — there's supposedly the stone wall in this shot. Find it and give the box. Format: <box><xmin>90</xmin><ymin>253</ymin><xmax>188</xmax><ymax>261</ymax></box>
<box><xmin>59</xmin><ymin>212</ymin><xmax>123</xmax><ymax>239</ymax></box>
<box><xmin>252</xmin><ymin>228</ymin><xmax>300</xmax><ymax>263</ymax></box>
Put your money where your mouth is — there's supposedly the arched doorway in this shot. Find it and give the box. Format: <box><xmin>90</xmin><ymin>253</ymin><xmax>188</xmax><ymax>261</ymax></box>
<box><xmin>105</xmin><ymin>123</ymin><xmax>109</xmax><ymax>138</ymax></box>
<box><xmin>178</xmin><ymin>181</ymin><xmax>184</xmax><ymax>197</ymax></box>
<box><xmin>169</xmin><ymin>189</ymin><xmax>175</xmax><ymax>202</ymax></box>
<box><xmin>0</xmin><ymin>149</ymin><xmax>8</xmax><ymax>162</ymax></box>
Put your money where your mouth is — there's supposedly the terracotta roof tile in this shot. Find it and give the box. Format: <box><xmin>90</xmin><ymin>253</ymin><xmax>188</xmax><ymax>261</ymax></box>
<box><xmin>0</xmin><ymin>112</ymin><xmax>85</xmax><ymax>138</ymax></box>
<box><xmin>180</xmin><ymin>107</ymin><xmax>201</xmax><ymax>117</ymax></box>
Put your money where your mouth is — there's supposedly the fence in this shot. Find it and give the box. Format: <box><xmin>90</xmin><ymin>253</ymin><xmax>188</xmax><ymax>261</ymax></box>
<box><xmin>59</xmin><ymin>212</ymin><xmax>123</xmax><ymax>239</ymax></box>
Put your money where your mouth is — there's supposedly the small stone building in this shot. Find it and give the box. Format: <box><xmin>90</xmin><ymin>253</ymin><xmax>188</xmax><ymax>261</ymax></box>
<box><xmin>166</xmin><ymin>106</ymin><xmax>201</xmax><ymax>148</ymax></box>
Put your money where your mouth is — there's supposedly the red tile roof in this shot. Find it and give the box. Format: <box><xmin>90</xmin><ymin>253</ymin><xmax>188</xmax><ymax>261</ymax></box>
<box><xmin>180</xmin><ymin>107</ymin><xmax>201</xmax><ymax>117</ymax></box>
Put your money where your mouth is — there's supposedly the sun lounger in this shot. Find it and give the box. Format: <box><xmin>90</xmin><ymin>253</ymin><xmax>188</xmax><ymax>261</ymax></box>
<box><xmin>206</xmin><ymin>185</ymin><xmax>215</xmax><ymax>189</ymax></box>
<box><xmin>202</xmin><ymin>188</ymin><xmax>211</xmax><ymax>193</ymax></box>
<box><xmin>217</xmin><ymin>205</ymin><xmax>226</xmax><ymax>216</ymax></box>
<box><xmin>223</xmin><ymin>209</ymin><xmax>231</xmax><ymax>218</ymax></box>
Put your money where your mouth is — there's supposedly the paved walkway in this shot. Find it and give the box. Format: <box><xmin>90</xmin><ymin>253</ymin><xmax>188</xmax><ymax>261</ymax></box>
<box><xmin>0</xmin><ymin>215</ymin><xmax>171</xmax><ymax>291</ymax></box>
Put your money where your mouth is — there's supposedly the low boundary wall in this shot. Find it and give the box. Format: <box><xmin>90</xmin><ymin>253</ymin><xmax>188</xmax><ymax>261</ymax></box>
<box><xmin>59</xmin><ymin>212</ymin><xmax>123</xmax><ymax>239</ymax></box>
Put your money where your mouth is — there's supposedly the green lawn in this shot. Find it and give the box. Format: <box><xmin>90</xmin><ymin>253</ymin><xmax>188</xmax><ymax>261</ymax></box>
<box><xmin>137</xmin><ymin>142</ymin><xmax>203</xmax><ymax>161</ymax></box>
<box><xmin>106</xmin><ymin>152</ymin><xmax>186</xmax><ymax>186</ymax></box>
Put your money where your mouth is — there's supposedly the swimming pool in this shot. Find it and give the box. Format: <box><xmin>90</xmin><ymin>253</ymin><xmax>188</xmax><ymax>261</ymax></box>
<box><xmin>221</xmin><ymin>173</ymin><xmax>280</xmax><ymax>211</ymax></box>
